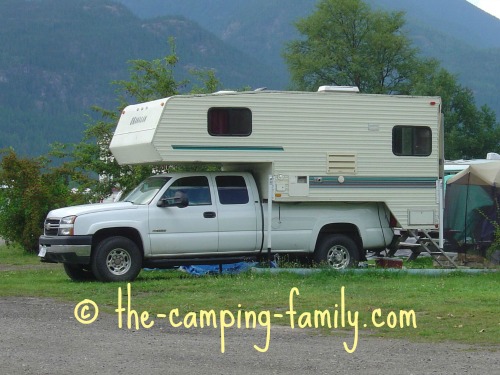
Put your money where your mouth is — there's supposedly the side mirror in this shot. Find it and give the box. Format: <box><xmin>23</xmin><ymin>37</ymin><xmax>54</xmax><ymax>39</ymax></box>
<box><xmin>157</xmin><ymin>195</ymin><xmax>189</xmax><ymax>208</ymax></box>
<box><xmin>174</xmin><ymin>195</ymin><xmax>189</xmax><ymax>208</ymax></box>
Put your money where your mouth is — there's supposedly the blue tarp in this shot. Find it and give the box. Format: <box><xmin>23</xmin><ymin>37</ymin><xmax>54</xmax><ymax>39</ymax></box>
<box><xmin>178</xmin><ymin>261</ymin><xmax>277</xmax><ymax>276</ymax></box>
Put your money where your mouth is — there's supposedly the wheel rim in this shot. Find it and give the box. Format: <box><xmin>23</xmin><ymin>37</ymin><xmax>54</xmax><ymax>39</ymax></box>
<box><xmin>106</xmin><ymin>248</ymin><xmax>132</xmax><ymax>275</ymax></box>
<box><xmin>326</xmin><ymin>245</ymin><xmax>350</xmax><ymax>269</ymax></box>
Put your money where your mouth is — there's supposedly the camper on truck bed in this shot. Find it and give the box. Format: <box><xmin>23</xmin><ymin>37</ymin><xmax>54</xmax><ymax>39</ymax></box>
<box><xmin>39</xmin><ymin>87</ymin><xmax>444</xmax><ymax>281</ymax></box>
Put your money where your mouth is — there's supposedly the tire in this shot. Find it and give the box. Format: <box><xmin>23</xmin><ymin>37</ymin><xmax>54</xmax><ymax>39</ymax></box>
<box><xmin>91</xmin><ymin>236</ymin><xmax>142</xmax><ymax>282</ymax></box>
<box><xmin>314</xmin><ymin>234</ymin><xmax>359</xmax><ymax>269</ymax></box>
<box><xmin>63</xmin><ymin>263</ymin><xmax>96</xmax><ymax>282</ymax></box>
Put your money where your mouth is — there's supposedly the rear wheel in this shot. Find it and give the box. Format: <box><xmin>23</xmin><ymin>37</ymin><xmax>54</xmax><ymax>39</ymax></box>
<box><xmin>91</xmin><ymin>236</ymin><xmax>142</xmax><ymax>282</ymax></box>
<box><xmin>314</xmin><ymin>234</ymin><xmax>359</xmax><ymax>269</ymax></box>
<box><xmin>63</xmin><ymin>263</ymin><xmax>95</xmax><ymax>281</ymax></box>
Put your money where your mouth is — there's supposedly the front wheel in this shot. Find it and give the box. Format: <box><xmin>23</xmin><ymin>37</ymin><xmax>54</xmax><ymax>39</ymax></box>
<box><xmin>91</xmin><ymin>236</ymin><xmax>142</xmax><ymax>282</ymax></box>
<box><xmin>63</xmin><ymin>263</ymin><xmax>96</xmax><ymax>281</ymax></box>
<box><xmin>314</xmin><ymin>234</ymin><xmax>359</xmax><ymax>269</ymax></box>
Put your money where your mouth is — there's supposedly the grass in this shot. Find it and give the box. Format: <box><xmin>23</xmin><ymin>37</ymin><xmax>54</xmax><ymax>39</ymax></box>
<box><xmin>1</xmin><ymin>244</ymin><xmax>499</xmax><ymax>347</ymax></box>
<box><xmin>0</xmin><ymin>243</ymin><xmax>40</xmax><ymax>265</ymax></box>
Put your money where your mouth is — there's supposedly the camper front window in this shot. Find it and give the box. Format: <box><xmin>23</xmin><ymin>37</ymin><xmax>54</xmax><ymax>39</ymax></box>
<box><xmin>208</xmin><ymin>107</ymin><xmax>252</xmax><ymax>136</ymax></box>
<box><xmin>392</xmin><ymin>126</ymin><xmax>432</xmax><ymax>157</ymax></box>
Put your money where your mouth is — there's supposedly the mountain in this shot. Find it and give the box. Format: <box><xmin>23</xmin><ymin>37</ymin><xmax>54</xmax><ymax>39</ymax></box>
<box><xmin>370</xmin><ymin>0</ymin><xmax>500</xmax><ymax>113</ymax></box>
<box><xmin>0</xmin><ymin>0</ymin><xmax>281</xmax><ymax>156</ymax></box>
<box><xmin>1</xmin><ymin>0</ymin><xmax>499</xmax><ymax>157</ymax></box>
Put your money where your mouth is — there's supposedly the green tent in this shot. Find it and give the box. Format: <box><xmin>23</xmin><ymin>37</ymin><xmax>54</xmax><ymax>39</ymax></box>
<box><xmin>444</xmin><ymin>161</ymin><xmax>500</xmax><ymax>254</ymax></box>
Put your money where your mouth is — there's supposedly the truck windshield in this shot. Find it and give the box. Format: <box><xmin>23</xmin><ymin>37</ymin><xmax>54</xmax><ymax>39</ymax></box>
<box><xmin>122</xmin><ymin>176</ymin><xmax>171</xmax><ymax>205</ymax></box>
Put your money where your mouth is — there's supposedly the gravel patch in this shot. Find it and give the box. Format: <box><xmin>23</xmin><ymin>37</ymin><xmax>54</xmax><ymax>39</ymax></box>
<box><xmin>0</xmin><ymin>297</ymin><xmax>498</xmax><ymax>375</ymax></box>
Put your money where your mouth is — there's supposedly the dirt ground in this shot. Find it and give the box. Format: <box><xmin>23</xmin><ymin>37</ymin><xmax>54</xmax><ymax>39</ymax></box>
<box><xmin>0</xmin><ymin>296</ymin><xmax>498</xmax><ymax>375</ymax></box>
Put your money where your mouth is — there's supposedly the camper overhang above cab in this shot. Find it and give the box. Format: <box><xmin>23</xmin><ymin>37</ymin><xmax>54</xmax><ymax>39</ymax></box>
<box><xmin>110</xmin><ymin>97</ymin><xmax>169</xmax><ymax>164</ymax></box>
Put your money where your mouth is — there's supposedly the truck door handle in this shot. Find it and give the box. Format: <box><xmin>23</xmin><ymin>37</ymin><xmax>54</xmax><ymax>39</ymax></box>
<box><xmin>203</xmin><ymin>211</ymin><xmax>216</xmax><ymax>218</ymax></box>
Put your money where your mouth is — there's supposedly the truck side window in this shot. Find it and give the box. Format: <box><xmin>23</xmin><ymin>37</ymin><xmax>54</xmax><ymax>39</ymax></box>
<box><xmin>163</xmin><ymin>176</ymin><xmax>212</xmax><ymax>206</ymax></box>
<box><xmin>216</xmin><ymin>176</ymin><xmax>250</xmax><ymax>205</ymax></box>
<box><xmin>392</xmin><ymin>126</ymin><xmax>432</xmax><ymax>156</ymax></box>
<box><xmin>208</xmin><ymin>108</ymin><xmax>252</xmax><ymax>136</ymax></box>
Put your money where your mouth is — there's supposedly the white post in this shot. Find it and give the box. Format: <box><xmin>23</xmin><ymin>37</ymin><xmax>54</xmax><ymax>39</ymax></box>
<box><xmin>267</xmin><ymin>175</ymin><xmax>274</xmax><ymax>261</ymax></box>
<box><xmin>438</xmin><ymin>179</ymin><xmax>444</xmax><ymax>248</ymax></box>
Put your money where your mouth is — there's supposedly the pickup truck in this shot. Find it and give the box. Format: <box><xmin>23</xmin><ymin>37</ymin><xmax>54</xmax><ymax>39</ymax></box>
<box><xmin>39</xmin><ymin>172</ymin><xmax>395</xmax><ymax>281</ymax></box>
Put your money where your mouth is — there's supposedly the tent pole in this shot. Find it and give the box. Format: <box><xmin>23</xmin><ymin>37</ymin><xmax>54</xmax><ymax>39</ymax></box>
<box><xmin>464</xmin><ymin>171</ymin><xmax>470</xmax><ymax>249</ymax></box>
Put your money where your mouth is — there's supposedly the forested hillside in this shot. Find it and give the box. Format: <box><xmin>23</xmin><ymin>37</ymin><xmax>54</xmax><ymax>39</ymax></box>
<box><xmin>1</xmin><ymin>0</ymin><xmax>499</xmax><ymax>156</ymax></box>
<box><xmin>0</xmin><ymin>0</ymin><xmax>280</xmax><ymax>156</ymax></box>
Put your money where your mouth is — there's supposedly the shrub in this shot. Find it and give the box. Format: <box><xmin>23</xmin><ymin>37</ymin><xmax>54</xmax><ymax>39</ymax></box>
<box><xmin>0</xmin><ymin>149</ymin><xmax>76</xmax><ymax>252</ymax></box>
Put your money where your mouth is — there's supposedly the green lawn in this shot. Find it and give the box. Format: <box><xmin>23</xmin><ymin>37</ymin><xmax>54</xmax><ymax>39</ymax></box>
<box><xmin>1</xmin><ymin>244</ymin><xmax>498</xmax><ymax>347</ymax></box>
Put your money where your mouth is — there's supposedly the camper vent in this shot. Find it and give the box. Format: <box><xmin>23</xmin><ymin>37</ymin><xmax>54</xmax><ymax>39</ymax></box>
<box><xmin>327</xmin><ymin>153</ymin><xmax>357</xmax><ymax>174</ymax></box>
<box><xmin>318</xmin><ymin>86</ymin><xmax>360</xmax><ymax>93</ymax></box>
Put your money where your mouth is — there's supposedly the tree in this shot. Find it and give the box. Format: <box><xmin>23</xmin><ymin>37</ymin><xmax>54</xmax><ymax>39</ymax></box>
<box><xmin>55</xmin><ymin>41</ymin><xmax>221</xmax><ymax>201</ymax></box>
<box><xmin>283</xmin><ymin>0</ymin><xmax>420</xmax><ymax>93</ymax></box>
<box><xmin>283</xmin><ymin>0</ymin><xmax>500</xmax><ymax>159</ymax></box>
<box><xmin>409</xmin><ymin>63</ymin><xmax>500</xmax><ymax>159</ymax></box>
<box><xmin>0</xmin><ymin>149</ymin><xmax>78</xmax><ymax>252</ymax></box>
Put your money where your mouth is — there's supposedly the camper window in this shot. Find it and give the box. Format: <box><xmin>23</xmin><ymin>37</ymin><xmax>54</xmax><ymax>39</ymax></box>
<box><xmin>392</xmin><ymin>126</ymin><xmax>432</xmax><ymax>157</ymax></box>
<box><xmin>208</xmin><ymin>107</ymin><xmax>252</xmax><ymax>136</ymax></box>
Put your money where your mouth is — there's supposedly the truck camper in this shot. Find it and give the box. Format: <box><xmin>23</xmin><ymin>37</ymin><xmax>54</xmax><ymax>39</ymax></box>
<box><xmin>39</xmin><ymin>87</ymin><xmax>445</xmax><ymax>281</ymax></box>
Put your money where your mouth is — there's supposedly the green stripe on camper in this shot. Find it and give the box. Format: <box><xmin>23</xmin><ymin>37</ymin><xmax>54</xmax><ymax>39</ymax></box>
<box><xmin>171</xmin><ymin>145</ymin><xmax>284</xmax><ymax>151</ymax></box>
<box><xmin>310</xmin><ymin>176</ymin><xmax>436</xmax><ymax>188</ymax></box>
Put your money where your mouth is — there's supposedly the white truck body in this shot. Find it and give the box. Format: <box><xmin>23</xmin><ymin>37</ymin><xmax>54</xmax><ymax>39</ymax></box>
<box><xmin>39</xmin><ymin>88</ymin><xmax>443</xmax><ymax>281</ymax></box>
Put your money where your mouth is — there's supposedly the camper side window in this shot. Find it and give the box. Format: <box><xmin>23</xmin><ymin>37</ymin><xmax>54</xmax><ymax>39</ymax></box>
<box><xmin>208</xmin><ymin>108</ymin><xmax>252</xmax><ymax>136</ymax></box>
<box><xmin>392</xmin><ymin>126</ymin><xmax>432</xmax><ymax>157</ymax></box>
<box><xmin>215</xmin><ymin>176</ymin><xmax>250</xmax><ymax>205</ymax></box>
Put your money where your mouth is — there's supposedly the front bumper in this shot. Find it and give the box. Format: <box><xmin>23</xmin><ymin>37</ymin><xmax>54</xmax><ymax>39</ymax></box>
<box><xmin>38</xmin><ymin>235</ymin><xmax>93</xmax><ymax>265</ymax></box>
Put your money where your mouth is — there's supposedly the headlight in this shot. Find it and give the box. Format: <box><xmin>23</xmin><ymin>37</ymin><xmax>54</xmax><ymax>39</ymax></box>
<box><xmin>60</xmin><ymin>216</ymin><xmax>77</xmax><ymax>225</ymax></box>
<box><xmin>58</xmin><ymin>215</ymin><xmax>76</xmax><ymax>236</ymax></box>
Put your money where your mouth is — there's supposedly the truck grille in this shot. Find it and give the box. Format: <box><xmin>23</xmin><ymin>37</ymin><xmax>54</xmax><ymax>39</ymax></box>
<box><xmin>44</xmin><ymin>219</ymin><xmax>60</xmax><ymax>236</ymax></box>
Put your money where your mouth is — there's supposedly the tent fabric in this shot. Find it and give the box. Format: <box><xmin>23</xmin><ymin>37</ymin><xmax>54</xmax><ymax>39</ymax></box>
<box><xmin>446</xmin><ymin>161</ymin><xmax>500</xmax><ymax>186</ymax></box>
<box><xmin>444</xmin><ymin>161</ymin><xmax>500</xmax><ymax>254</ymax></box>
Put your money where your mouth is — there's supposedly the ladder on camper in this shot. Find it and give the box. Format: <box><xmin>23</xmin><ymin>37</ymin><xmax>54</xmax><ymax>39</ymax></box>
<box><xmin>401</xmin><ymin>229</ymin><xmax>459</xmax><ymax>268</ymax></box>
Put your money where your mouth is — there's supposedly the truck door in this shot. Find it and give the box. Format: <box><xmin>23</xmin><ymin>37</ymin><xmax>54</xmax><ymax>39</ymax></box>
<box><xmin>214</xmin><ymin>175</ymin><xmax>259</xmax><ymax>252</ymax></box>
<box><xmin>149</xmin><ymin>176</ymin><xmax>219</xmax><ymax>255</ymax></box>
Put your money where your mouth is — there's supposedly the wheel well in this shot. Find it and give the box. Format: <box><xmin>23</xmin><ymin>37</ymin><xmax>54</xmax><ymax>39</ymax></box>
<box><xmin>315</xmin><ymin>223</ymin><xmax>365</xmax><ymax>260</ymax></box>
<box><xmin>91</xmin><ymin>228</ymin><xmax>144</xmax><ymax>257</ymax></box>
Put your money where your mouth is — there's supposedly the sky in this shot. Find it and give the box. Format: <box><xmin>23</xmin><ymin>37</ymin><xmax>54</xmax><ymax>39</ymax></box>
<box><xmin>467</xmin><ymin>0</ymin><xmax>500</xmax><ymax>19</ymax></box>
